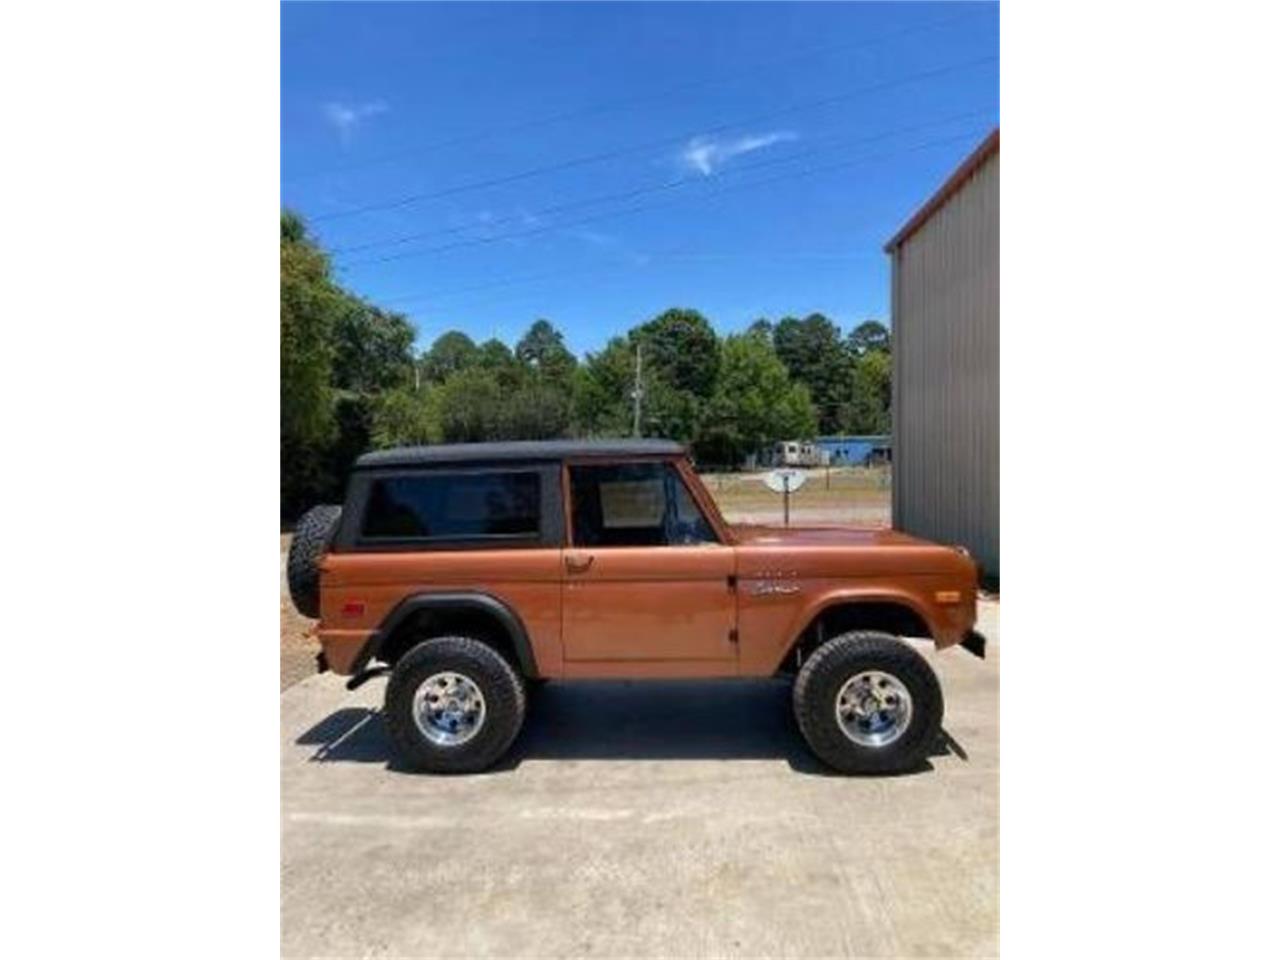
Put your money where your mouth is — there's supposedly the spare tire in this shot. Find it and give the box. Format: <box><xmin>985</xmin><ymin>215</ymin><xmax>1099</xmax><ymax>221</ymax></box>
<box><xmin>287</xmin><ymin>504</ymin><xmax>342</xmax><ymax>619</ymax></box>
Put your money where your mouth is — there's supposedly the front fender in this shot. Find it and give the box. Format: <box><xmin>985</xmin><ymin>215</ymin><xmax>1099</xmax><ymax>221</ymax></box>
<box><xmin>800</xmin><ymin>587</ymin><xmax>947</xmax><ymax>642</ymax></box>
<box><xmin>739</xmin><ymin>581</ymin><xmax>966</xmax><ymax>676</ymax></box>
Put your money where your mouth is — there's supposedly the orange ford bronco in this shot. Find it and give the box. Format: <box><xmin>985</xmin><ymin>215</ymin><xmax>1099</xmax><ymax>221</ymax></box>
<box><xmin>288</xmin><ymin>440</ymin><xmax>984</xmax><ymax>774</ymax></box>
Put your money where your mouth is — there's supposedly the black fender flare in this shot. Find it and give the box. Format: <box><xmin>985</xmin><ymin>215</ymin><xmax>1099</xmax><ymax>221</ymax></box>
<box><xmin>353</xmin><ymin>591</ymin><xmax>538</xmax><ymax>677</ymax></box>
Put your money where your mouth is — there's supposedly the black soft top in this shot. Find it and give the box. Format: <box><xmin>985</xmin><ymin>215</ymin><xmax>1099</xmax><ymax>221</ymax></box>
<box><xmin>354</xmin><ymin>438</ymin><xmax>685</xmax><ymax>470</ymax></box>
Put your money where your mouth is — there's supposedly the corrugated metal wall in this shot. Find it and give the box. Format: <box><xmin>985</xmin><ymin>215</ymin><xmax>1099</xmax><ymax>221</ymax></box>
<box><xmin>891</xmin><ymin>152</ymin><xmax>999</xmax><ymax>576</ymax></box>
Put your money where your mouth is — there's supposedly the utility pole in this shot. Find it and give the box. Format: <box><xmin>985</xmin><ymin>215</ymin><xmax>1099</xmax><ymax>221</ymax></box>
<box><xmin>631</xmin><ymin>342</ymin><xmax>643</xmax><ymax>437</ymax></box>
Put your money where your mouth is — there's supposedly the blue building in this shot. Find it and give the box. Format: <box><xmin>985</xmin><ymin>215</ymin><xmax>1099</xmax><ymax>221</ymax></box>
<box><xmin>813</xmin><ymin>435</ymin><xmax>892</xmax><ymax>466</ymax></box>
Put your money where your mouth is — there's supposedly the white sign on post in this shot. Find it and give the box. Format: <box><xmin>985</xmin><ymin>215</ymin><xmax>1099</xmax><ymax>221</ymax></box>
<box><xmin>762</xmin><ymin>468</ymin><xmax>808</xmax><ymax>493</ymax></box>
<box><xmin>762</xmin><ymin>468</ymin><xmax>807</xmax><ymax>526</ymax></box>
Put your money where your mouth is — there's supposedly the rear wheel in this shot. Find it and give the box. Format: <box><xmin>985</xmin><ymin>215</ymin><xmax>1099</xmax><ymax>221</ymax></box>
<box><xmin>793</xmin><ymin>631</ymin><xmax>943</xmax><ymax>774</ymax></box>
<box><xmin>384</xmin><ymin>636</ymin><xmax>527</xmax><ymax>773</ymax></box>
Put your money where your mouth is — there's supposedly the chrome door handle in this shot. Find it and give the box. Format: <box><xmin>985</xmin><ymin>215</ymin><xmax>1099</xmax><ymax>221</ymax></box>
<box><xmin>565</xmin><ymin>554</ymin><xmax>594</xmax><ymax>574</ymax></box>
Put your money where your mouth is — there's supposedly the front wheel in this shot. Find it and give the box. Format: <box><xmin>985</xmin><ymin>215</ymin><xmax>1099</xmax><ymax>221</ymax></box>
<box><xmin>793</xmin><ymin>631</ymin><xmax>943</xmax><ymax>774</ymax></box>
<box><xmin>384</xmin><ymin>636</ymin><xmax>527</xmax><ymax>773</ymax></box>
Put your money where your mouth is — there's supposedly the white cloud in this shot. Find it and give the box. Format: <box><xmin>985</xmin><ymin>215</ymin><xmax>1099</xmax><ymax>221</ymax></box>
<box><xmin>323</xmin><ymin>100</ymin><xmax>389</xmax><ymax>142</ymax></box>
<box><xmin>680</xmin><ymin>130</ymin><xmax>798</xmax><ymax>175</ymax></box>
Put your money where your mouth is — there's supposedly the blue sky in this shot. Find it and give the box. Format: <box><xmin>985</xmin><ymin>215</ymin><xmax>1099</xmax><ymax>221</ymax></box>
<box><xmin>282</xmin><ymin>2</ymin><xmax>999</xmax><ymax>358</ymax></box>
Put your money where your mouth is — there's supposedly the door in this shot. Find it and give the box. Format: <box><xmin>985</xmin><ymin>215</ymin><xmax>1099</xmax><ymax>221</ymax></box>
<box><xmin>561</xmin><ymin>460</ymin><xmax>737</xmax><ymax>664</ymax></box>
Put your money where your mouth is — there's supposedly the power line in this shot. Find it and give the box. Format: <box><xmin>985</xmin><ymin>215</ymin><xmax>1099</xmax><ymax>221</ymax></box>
<box><xmin>331</xmin><ymin>107</ymin><xmax>992</xmax><ymax>257</ymax></box>
<box><xmin>367</xmin><ymin>129</ymin><xmax>989</xmax><ymax>310</ymax></box>
<box><xmin>285</xmin><ymin>9</ymin><xmax>984</xmax><ymax>184</ymax></box>
<box><xmin>308</xmin><ymin>55</ymin><xmax>996</xmax><ymax>223</ymax></box>
<box><xmin>337</xmin><ymin>126</ymin><xmax>989</xmax><ymax>276</ymax></box>
<box><xmin>339</xmin><ymin>114</ymin><xmax>991</xmax><ymax>266</ymax></box>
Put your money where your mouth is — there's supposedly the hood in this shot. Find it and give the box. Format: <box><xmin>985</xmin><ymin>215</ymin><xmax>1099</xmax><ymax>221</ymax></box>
<box><xmin>728</xmin><ymin>522</ymin><xmax>973</xmax><ymax>578</ymax></box>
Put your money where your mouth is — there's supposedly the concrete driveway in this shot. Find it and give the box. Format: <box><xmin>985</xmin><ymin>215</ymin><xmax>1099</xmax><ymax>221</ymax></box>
<box><xmin>282</xmin><ymin>601</ymin><xmax>998</xmax><ymax>958</ymax></box>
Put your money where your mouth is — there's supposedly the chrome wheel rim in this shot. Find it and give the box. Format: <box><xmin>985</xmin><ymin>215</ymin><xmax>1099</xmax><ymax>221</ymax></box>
<box><xmin>835</xmin><ymin>670</ymin><xmax>913</xmax><ymax>747</ymax></box>
<box><xmin>412</xmin><ymin>672</ymin><xmax>487</xmax><ymax>746</ymax></box>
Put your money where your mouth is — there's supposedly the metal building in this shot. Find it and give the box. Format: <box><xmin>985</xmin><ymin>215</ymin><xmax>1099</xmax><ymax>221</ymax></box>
<box><xmin>885</xmin><ymin>129</ymin><xmax>999</xmax><ymax>579</ymax></box>
<box><xmin>813</xmin><ymin>435</ymin><xmax>891</xmax><ymax>466</ymax></box>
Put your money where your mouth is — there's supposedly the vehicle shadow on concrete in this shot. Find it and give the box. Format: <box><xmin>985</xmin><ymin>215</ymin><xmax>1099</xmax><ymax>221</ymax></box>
<box><xmin>295</xmin><ymin>680</ymin><xmax>966</xmax><ymax>776</ymax></box>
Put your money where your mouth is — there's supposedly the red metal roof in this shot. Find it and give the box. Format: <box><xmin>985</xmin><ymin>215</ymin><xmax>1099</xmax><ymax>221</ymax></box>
<box><xmin>883</xmin><ymin>128</ymin><xmax>999</xmax><ymax>252</ymax></box>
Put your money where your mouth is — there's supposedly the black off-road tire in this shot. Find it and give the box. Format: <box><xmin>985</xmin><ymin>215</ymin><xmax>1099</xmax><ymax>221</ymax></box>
<box><xmin>287</xmin><ymin>504</ymin><xmax>342</xmax><ymax>618</ymax></box>
<box><xmin>793</xmin><ymin>631</ymin><xmax>943</xmax><ymax>774</ymax></box>
<box><xmin>384</xmin><ymin>636</ymin><xmax>527</xmax><ymax>774</ymax></box>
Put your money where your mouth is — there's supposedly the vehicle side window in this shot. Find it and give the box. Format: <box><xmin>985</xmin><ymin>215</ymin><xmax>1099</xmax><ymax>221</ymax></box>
<box><xmin>361</xmin><ymin>471</ymin><xmax>541</xmax><ymax>542</ymax></box>
<box><xmin>570</xmin><ymin>462</ymin><xmax>717</xmax><ymax>547</ymax></box>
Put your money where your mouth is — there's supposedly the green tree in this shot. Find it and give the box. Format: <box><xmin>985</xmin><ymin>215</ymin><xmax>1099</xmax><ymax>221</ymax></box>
<box><xmin>633</xmin><ymin>308</ymin><xmax>720</xmax><ymax>399</ymax></box>
<box><xmin>515</xmin><ymin>319</ymin><xmax>577</xmax><ymax>385</ymax></box>
<box><xmin>477</xmin><ymin>338</ymin><xmax>514</xmax><ymax>367</ymax></box>
<box><xmin>697</xmin><ymin>332</ymin><xmax>817</xmax><ymax>465</ymax></box>
<box><xmin>332</xmin><ymin>303</ymin><xmax>416</xmax><ymax>394</ymax></box>
<box><xmin>472</xmin><ymin>337</ymin><xmax>519</xmax><ymax>382</ymax></box>
<box><xmin>570</xmin><ymin>364</ymin><xmax>614</xmax><ymax>437</ymax></box>
<box><xmin>610</xmin><ymin>308</ymin><xmax>721</xmax><ymax>442</ymax></box>
<box><xmin>280</xmin><ymin>211</ymin><xmax>338</xmax><ymax>450</ymax></box>
<box><xmin>639</xmin><ymin>376</ymin><xmax>702</xmax><ymax>443</ymax></box>
<box><xmin>746</xmin><ymin>317</ymin><xmax>774</xmax><ymax>344</ymax></box>
<box><xmin>773</xmin><ymin>312</ymin><xmax>850</xmax><ymax>434</ymax></box>
<box><xmin>847</xmin><ymin>319</ymin><xmax>890</xmax><ymax>357</ymax></box>
<box><xmin>370</xmin><ymin>386</ymin><xmax>442</xmax><ymax>448</ymax></box>
<box><xmin>843</xmin><ymin>349</ymin><xmax>892</xmax><ymax>434</ymax></box>
<box><xmin>575</xmin><ymin>336</ymin><xmax>636</xmax><ymax>436</ymax></box>
<box><xmin>420</xmin><ymin>331</ymin><xmax>479</xmax><ymax>384</ymax></box>
<box><xmin>501</xmin><ymin>380</ymin><xmax>572</xmax><ymax>439</ymax></box>
<box><xmin>281</xmin><ymin>210</ymin><xmax>345</xmax><ymax>514</ymax></box>
<box><xmin>436</xmin><ymin>367</ymin><xmax>506</xmax><ymax>442</ymax></box>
